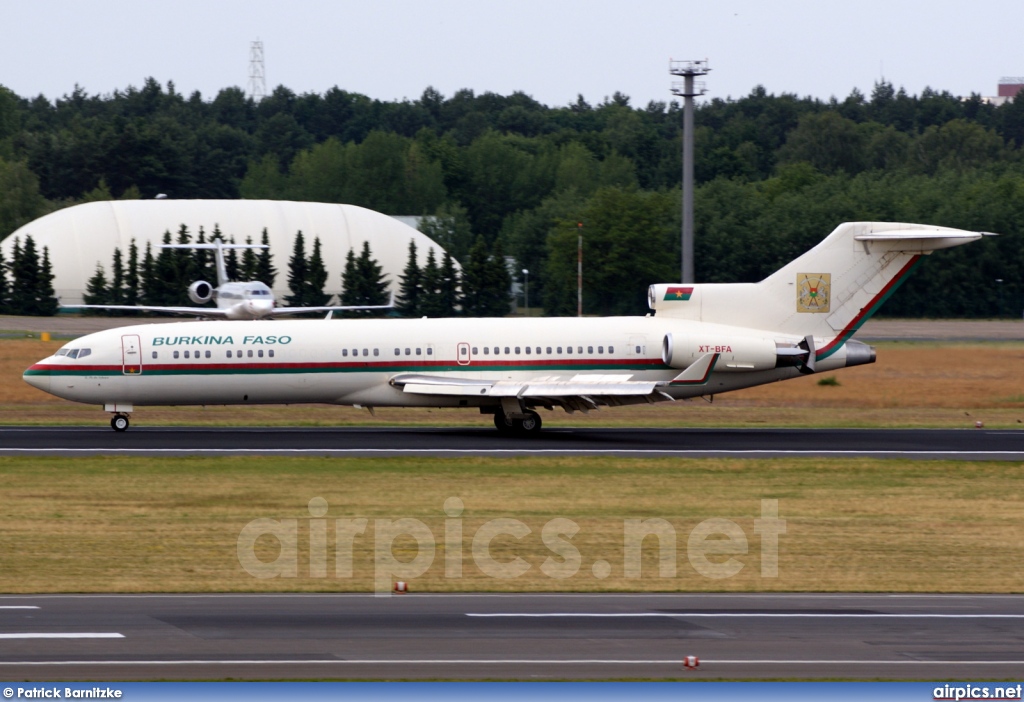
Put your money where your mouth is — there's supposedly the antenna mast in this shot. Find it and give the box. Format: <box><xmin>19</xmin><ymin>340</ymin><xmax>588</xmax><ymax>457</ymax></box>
<box><xmin>248</xmin><ymin>39</ymin><xmax>267</xmax><ymax>102</ymax></box>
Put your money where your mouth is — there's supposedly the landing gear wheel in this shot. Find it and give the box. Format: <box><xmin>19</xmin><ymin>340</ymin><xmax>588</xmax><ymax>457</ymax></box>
<box><xmin>513</xmin><ymin>410</ymin><xmax>542</xmax><ymax>434</ymax></box>
<box><xmin>493</xmin><ymin>412</ymin><xmax>516</xmax><ymax>434</ymax></box>
<box><xmin>111</xmin><ymin>415</ymin><xmax>129</xmax><ymax>432</ymax></box>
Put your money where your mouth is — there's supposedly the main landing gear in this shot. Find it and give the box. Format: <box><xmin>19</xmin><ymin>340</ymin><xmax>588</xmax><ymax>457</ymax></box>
<box><xmin>494</xmin><ymin>409</ymin><xmax>542</xmax><ymax>435</ymax></box>
<box><xmin>110</xmin><ymin>414</ymin><xmax>130</xmax><ymax>432</ymax></box>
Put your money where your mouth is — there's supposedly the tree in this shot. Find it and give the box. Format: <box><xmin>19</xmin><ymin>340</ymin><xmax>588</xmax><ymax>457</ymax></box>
<box><xmin>83</xmin><ymin>263</ymin><xmax>110</xmax><ymax>311</ymax></box>
<box><xmin>340</xmin><ymin>242</ymin><xmax>389</xmax><ymax>315</ymax></box>
<box><xmin>37</xmin><ymin>246</ymin><xmax>58</xmax><ymax>315</ymax></box>
<box><xmin>438</xmin><ymin>250</ymin><xmax>461</xmax><ymax>316</ymax></box>
<box><xmin>418</xmin><ymin>247</ymin><xmax>443</xmax><ymax>316</ymax></box>
<box><xmin>395</xmin><ymin>239</ymin><xmax>421</xmax><ymax>316</ymax></box>
<box><xmin>109</xmin><ymin>246</ymin><xmax>126</xmax><ymax>309</ymax></box>
<box><xmin>240</xmin><ymin>236</ymin><xmax>258</xmax><ymax>281</ymax></box>
<box><xmin>0</xmin><ymin>247</ymin><xmax>7</xmax><ymax>313</ymax></box>
<box><xmin>285</xmin><ymin>230</ymin><xmax>308</xmax><ymax>307</ymax></box>
<box><xmin>461</xmin><ymin>236</ymin><xmax>511</xmax><ymax>317</ymax></box>
<box><xmin>354</xmin><ymin>241</ymin><xmax>389</xmax><ymax>313</ymax></box>
<box><xmin>256</xmin><ymin>229</ymin><xmax>276</xmax><ymax>287</ymax></box>
<box><xmin>307</xmin><ymin>236</ymin><xmax>330</xmax><ymax>306</ymax></box>
<box><xmin>124</xmin><ymin>239</ymin><xmax>139</xmax><ymax>306</ymax></box>
<box><xmin>139</xmin><ymin>240</ymin><xmax>156</xmax><ymax>305</ymax></box>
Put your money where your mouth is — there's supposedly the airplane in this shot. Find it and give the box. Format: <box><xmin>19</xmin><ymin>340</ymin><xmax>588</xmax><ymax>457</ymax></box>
<box><xmin>67</xmin><ymin>239</ymin><xmax>394</xmax><ymax>320</ymax></box>
<box><xmin>25</xmin><ymin>222</ymin><xmax>988</xmax><ymax>433</ymax></box>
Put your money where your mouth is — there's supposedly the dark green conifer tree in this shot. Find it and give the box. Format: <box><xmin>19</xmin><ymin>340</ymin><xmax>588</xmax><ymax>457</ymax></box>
<box><xmin>307</xmin><ymin>236</ymin><xmax>330</xmax><ymax>306</ymax></box>
<box><xmin>256</xmin><ymin>229</ymin><xmax>276</xmax><ymax>287</ymax></box>
<box><xmin>285</xmin><ymin>230</ymin><xmax>308</xmax><ymax>307</ymax></box>
<box><xmin>396</xmin><ymin>239</ymin><xmax>421</xmax><ymax>317</ymax></box>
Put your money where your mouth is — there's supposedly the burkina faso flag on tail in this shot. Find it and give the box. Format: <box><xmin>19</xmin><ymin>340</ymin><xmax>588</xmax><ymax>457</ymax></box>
<box><xmin>663</xmin><ymin>286</ymin><xmax>693</xmax><ymax>301</ymax></box>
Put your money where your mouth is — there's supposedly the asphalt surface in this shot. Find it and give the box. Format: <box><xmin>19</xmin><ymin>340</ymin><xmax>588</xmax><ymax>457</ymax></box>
<box><xmin>0</xmin><ymin>425</ymin><xmax>1022</xmax><ymax>459</ymax></box>
<box><xmin>1</xmin><ymin>593</ymin><xmax>1023</xmax><ymax>680</ymax></box>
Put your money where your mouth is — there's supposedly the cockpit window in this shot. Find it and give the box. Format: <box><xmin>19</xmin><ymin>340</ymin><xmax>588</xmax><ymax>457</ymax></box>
<box><xmin>57</xmin><ymin>348</ymin><xmax>91</xmax><ymax>359</ymax></box>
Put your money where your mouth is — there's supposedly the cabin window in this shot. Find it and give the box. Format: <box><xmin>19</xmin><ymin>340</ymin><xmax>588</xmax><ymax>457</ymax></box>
<box><xmin>565</xmin><ymin>346</ymin><xmax>571</xmax><ymax>354</ymax></box>
<box><xmin>598</xmin><ymin>346</ymin><xmax>604</xmax><ymax>354</ymax></box>
<box><xmin>494</xmin><ymin>347</ymin><xmax>500</xmax><ymax>355</ymax></box>
<box><xmin>588</xmin><ymin>346</ymin><xmax>593</xmax><ymax>354</ymax></box>
<box><xmin>546</xmin><ymin>347</ymin><xmax>552</xmax><ymax>354</ymax></box>
<box><xmin>578</xmin><ymin>346</ymin><xmax>583</xmax><ymax>354</ymax></box>
<box><xmin>416</xmin><ymin>348</ymin><xmax>422</xmax><ymax>355</ymax></box>
<box><xmin>373</xmin><ymin>349</ymin><xmax>379</xmax><ymax>357</ymax></box>
<box><xmin>514</xmin><ymin>347</ymin><xmax>521</xmax><ymax>354</ymax></box>
<box><xmin>427</xmin><ymin>348</ymin><xmax>433</xmax><ymax>356</ymax></box>
<box><xmin>635</xmin><ymin>345</ymin><xmax>641</xmax><ymax>354</ymax></box>
<box><xmin>394</xmin><ymin>348</ymin><xmax>400</xmax><ymax>356</ymax></box>
<box><xmin>236</xmin><ymin>349</ymin><xmax>242</xmax><ymax>358</ymax></box>
<box><xmin>483</xmin><ymin>347</ymin><xmax>489</xmax><ymax>355</ymax></box>
<box><xmin>352</xmin><ymin>349</ymin><xmax>358</xmax><ymax>356</ymax></box>
<box><xmin>173</xmin><ymin>351</ymin><xmax>179</xmax><ymax>359</ymax></box>
<box><xmin>472</xmin><ymin>347</ymin><xmax>478</xmax><ymax>354</ymax></box>
<box><xmin>248</xmin><ymin>350</ymin><xmax>253</xmax><ymax>358</ymax></box>
<box><xmin>609</xmin><ymin>346</ymin><xmax>614</xmax><ymax>354</ymax></box>
<box><xmin>205</xmin><ymin>350</ymin><xmax>211</xmax><ymax>359</ymax></box>
<box><xmin>184</xmin><ymin>350</ymin><xmax>190</xmax><ymax>359</ymax></box>
<box><xmin>361</xmin><ymin>349</ymin><xmax>367</xmax><ymax>357</ymax></box>
<box><xmin>557</xmin><ymin>347</ymin><xmax>562</xmax><ymax>354</ymax></box>
<box><xmin>525</xmin><ymin>347</ymin><xmax>531</xmax><ymax>355</ymax></box>
<box><xmin>227</xmin><ymin>350</ymin><xmax>232</xmax><ymax>358</ymax></box>
<box><xmin>258</xmin><ymin>350</ymin><xmax>264</xmax><ymax>358</ymax></box>
<box><xmin>342</xmin><ymin>349</ymin><xmax>347</xmax><ymax>357</ymax></box>
<box><xmin>152</xmin><ymin>351</ymin><xmax>158</xmax><ymax>359</ymax></box>
<box><xmin>269</xmin><ymin>349</ymin><xmax>274</xmax><ymax>358</ymax></box>
<box><xmin>405</xmin><ymin>348</ymin><xmax>411</xmax><ymax>356</ymax></box>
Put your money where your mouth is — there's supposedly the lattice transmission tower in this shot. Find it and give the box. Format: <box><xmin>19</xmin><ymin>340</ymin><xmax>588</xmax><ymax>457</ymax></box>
<box><xmin>248</xmin><ymin>39</ymin><xmax>266</xmax><ymax>102</ymax></box>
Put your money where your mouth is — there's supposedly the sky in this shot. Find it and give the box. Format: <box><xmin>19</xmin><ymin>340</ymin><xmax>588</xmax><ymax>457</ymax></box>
<box><xmin>1</xmin><ymin>0</ymin><xmax>1021</xmax><ymax>108</ymax></box>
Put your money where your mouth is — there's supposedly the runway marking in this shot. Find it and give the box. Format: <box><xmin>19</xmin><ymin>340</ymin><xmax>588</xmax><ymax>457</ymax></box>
<box><xmin>2</xmin><ymin>449</ymin><xmax>1024</xmax><ymax>457</ymax></box>
<box><xmin>0</xmin><ymin>658</ymin><xmax>1022</xmax><ymax>666</ymax></box>
<box><xmin>0</xmin><ymin>606</ymin><xmax>39</xmax><ymax>610</ymax></box>
<box><xmin>0</xmin><ymin>633</ymin><xmax>123</xmax><ymax>639</ymax></box>
<box><xmin>467</xmin><ymin>612</ymin><xmax>1024</xmax><ymax>618</ymax></box>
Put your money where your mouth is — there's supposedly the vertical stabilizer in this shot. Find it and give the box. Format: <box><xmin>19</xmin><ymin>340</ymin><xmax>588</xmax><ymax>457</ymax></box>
<box><xmin>650</xmin><ymin>222</ymin><xmax>987</xmax><ymax>354</ymax></box>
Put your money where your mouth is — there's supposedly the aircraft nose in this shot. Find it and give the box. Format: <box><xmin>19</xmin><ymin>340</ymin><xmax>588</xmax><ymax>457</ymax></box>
<box><xmin>23</xmin><ymin>365</ymin><xmax>51</xmax><ymax>394</ymax></box>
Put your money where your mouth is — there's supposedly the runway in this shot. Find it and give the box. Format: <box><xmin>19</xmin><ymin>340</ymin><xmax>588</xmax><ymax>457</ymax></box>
<box><xmin>1</xmin><ymin>593</ymin><xmax>1023</xmax><ymax>680</ymax></box>
<box><xmin>0</xmin><ymin>426</ymin><xmax>1022</xmax><ymax>459</ymax></box>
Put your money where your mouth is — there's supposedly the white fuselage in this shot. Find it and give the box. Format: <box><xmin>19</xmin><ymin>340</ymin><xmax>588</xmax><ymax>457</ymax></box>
<box><xmin>24</xmin><ymin>316</ymin><xmax>848</xmax><ymax>410</ymax></box>
<box><xmin>212</xmin><ymin>281</ymin><xmax>276</xmax><ymax>320</ymax></box>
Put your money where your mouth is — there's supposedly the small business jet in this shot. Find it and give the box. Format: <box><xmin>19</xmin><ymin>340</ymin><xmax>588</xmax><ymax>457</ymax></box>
<box><xmin>70</xmin><ymin>239</ymin><xmax>393</xmax><ymax>320</ymax></box>
<box><xmin>26</xmin><ymin>222</ymin><xmax>986</xmax><ymax>433</ymax></box>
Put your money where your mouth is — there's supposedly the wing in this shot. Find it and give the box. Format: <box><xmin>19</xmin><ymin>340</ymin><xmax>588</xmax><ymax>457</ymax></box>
<box><xmin>64</xmin><ymin>305</ymin><xmax>231</xmax><ymax>318</ymax></box>
<box><xmin>270</xmin><ymin>303</ymin><xmax>394</xmax><ymax>317</ymax></box>
<box><xmin>391</xmin><ymin>353</ymin><xmax>719</xmax><ymax>413</ymax></box>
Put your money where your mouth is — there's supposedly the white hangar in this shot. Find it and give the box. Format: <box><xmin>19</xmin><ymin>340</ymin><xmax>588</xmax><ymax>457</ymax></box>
<box><xmin>0</xmin><ymin>200</ymin><xmax>445</xmax><ymax>306</ymax></box>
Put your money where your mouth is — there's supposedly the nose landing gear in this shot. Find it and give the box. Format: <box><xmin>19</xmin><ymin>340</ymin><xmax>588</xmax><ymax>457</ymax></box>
<box><xmin>110</xmin><ymin>414</ymin><xmax>130</xmax><ymax>432</ymax></box>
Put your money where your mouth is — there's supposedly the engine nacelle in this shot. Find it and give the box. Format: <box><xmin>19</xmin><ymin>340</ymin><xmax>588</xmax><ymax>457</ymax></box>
<box><xmin>188</xmin><ymin>280</ymin><xmax>214</xmax><ymax>304</ymax></box>
<box><xmin>662</xmin><ymin>332</ymin><xmax>778</xmax><ymax>372</ymax></box>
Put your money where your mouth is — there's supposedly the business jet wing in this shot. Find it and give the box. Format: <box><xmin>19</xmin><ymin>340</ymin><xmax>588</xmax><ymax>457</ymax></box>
<box><xmin>64</xmin><ymin>304</ymin><xmax>230</xmax><ymax>318</ymax></box>
<box><xmin>391</xmin><ymin>353</ymin><xmax>719</xmax><ymax>411</ymax></box>
<box><xmin>270</xmin><ymin>303</ymin><xmax>395</xmax><ymax>316</ymax></box>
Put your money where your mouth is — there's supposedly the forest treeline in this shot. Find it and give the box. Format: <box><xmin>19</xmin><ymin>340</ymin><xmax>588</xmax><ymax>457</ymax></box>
<box><xmin>1</xmin><ymin>78</ymin><xmax>1022</xmax><ymax>317</ymax></box>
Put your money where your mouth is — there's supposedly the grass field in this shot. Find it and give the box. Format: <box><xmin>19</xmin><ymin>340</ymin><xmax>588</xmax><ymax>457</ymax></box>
<box><xmin>3</xmin><ymin>338</ymin><xmax>1024</xmax><ymax>428</ymax></box>
<box><xmin>1</xmin><ymin>455</ymin><xmax>1022</xmax><ymax>594</ymax></box>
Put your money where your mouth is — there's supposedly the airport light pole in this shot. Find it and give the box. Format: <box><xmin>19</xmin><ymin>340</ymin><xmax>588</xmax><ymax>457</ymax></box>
<box><xmin>996</xmin><ymin>278</ymin><xmax>1004</xmax><ymax>317</ymax></box>
<box><xmin>522</xmin><ymin>269</ymin><xmax>529</xmax><ymax>317</ymax></box>
<box><xmin>670</xmin><ymin>59</ymin><xmax>710</xmax><ymax>284</ymax></box>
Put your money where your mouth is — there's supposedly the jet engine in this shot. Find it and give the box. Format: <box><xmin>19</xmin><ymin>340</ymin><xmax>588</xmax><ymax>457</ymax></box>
<box><xmin>188</xmin><ymin>280</ymin><xmax>214</xmax><ymax>304</ymax></box>
<box><xmin>662</xmin><ymin>333</ymin><xmax>780</xmax><ymax>372</ymax></box>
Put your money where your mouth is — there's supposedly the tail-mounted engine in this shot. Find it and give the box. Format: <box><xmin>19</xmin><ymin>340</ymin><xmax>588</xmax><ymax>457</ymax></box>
<box><xmin>188</xmin><ymin>280</ymin><xmax>214</xmax><ymax>304</ymax></box>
